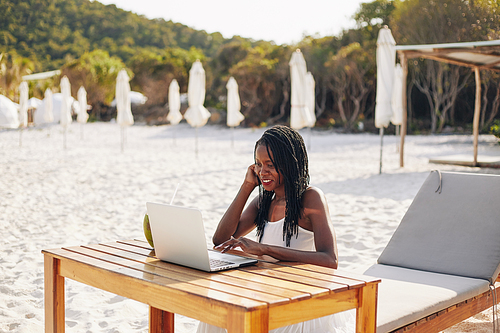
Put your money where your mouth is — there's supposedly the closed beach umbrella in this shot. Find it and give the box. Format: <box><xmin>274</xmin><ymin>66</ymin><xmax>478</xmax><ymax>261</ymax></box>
<box><xmin>116</xmin><ymin>69</ymin><xmax>134</xmax><ymax>127</ymax></box>
<box><xmin>116</xmin><ymin>69</ymin><xmax>134</xmax><ymax>152</ymax></box>
<box><xmin>34</xmin><ymin>92</ymin><xmax>74</xmax><ymax>125</ymax></box>
<box><xmin>391</xmin><ymin>63</ymin><xmax>403</xmax><ymax>126</ymax></box>
<box><xmin>226</xmin><ymin>76</ymin><xmax>244</xmax><ymax>148</ymax></box>
<box><xmin>19</xmin><ymin>81</ymin><xmax>28</xmax><ymax>128</ymax></box>
<box><xmin>226</xmin><ymin>77</ymin><xmax>244</xmax><ymax>127</ymax></box>
<box><xmin>304</xmin><ymin>71</ymin><xmax>316</xmax><ymax>148</ymax></box>
<box><xmin>60</xmin><ymin>76</ymin><xmax>72</xmax><ymax>128</ymax></box>
<box><xmin>167</xmin><ymin>79</ymin><xmax>182</xmax><ymax>145</ymax></box>
<box><xmin>289</xmin><ymin>49</ymin><xmax>314</xmax><ymax>130</ymax></box>
<box><xmin>375</xmin><ymin>26</ymin><xmax>396</xmax><ymax>129</ymax></box>
<box><xmin>184</xmin><ymin>60</ymin><xmax>211</xmax><ymax>128</ymax></box>
<box><xmin>374</xmin><ymin>26</ymin><xmax>396</xmax><ymax>173</ymax></box>
<box><xmin>305</xmin><ymin>72</ymin><xmax>316</xmax><ymax>127</ymax></box>
<box><xmin>184</xmin><ymin>60</ymin><xmax>211</xmax><ymax>156</ymax></box>
<box><xmin>43</xmin><ymin>88</ymin><xmax>54</xmax><ymax>123</ymax></box>
<box><xmin>167</xmin><ymin>79</ymin><xmax>182</xmax><ymax>125</ymax></box>
<box><xmin>289</xmin><ymin>50</ymin><xmax>313</xmax><ymax>129</ymax></box>
<box><xmin>77</xmin><ymin>86</ymin><xmax>89</xmax><ymax>140</ymax></box>
<box><xmin>77</xmin><ymin>86</ymin><xmax>89</xmax><ymax>124</ymax></box>
<box><xmin>391</xmin><ymin>63</ymin><xmax>404</xmax><ymax>152</ymax></box>
<box><xmin>60</xmin><ymin>76</ymin><xmax>72</xmax><ymax>148</ymax></box>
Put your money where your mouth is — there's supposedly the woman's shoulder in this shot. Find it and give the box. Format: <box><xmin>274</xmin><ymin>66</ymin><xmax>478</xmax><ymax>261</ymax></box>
<box><xmin>303</xmin><ymin>186</ymin><xmax>326</xmax><ymax>197</ymax></box>
<box><xmin>302</xmin><ymin>186</ymin><xmax>327</xmax><ymax>207</ymax></box>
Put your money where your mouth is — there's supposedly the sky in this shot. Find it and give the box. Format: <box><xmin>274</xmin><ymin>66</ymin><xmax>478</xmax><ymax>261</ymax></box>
<box><xmin>94</xmin><ymin>0</ymin><xmax>367</xmax><ymax>45</ymax></box>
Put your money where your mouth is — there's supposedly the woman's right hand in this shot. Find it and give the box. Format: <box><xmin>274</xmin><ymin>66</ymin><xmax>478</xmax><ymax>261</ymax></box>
<box><xmin>243</xmin><ymin>164</ymin><xmax>260</xmax><ymax>188</ymax></box>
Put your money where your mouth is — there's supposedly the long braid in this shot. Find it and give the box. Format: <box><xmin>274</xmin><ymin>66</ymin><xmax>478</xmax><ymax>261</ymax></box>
<box><xmin>254</xmin><ymin>125</ymin><xmax>310</xmax><ymax>246</ymax></box>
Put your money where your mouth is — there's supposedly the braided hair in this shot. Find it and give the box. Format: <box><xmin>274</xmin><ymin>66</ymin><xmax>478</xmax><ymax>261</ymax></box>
<box><xmin>254</xmin><ymin>125</ymin><xmax>310</xmax><ymax>247</ymax></box>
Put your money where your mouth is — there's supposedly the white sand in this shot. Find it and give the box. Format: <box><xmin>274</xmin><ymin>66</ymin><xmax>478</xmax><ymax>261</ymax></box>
<box><xmin>1</xmin><ymin>122</ymin><xmax>499</xmax><ymax>332</ymax></box>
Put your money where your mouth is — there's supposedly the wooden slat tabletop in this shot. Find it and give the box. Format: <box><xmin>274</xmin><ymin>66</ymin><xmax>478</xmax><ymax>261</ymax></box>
<box><xmin>43</xmin><ymin>239</ymin><xmax>381</xmax><ymax>332</ymax></box>
<box><xmin>114</xmin><ymin>239</ymin><xmax>372</xmax><ymax>292</ymax></box>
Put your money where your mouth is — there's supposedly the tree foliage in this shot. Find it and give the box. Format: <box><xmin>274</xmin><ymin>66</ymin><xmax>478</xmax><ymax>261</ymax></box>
<box><xmin>0</xmin><ymin>0</ymin><xmax>225</xmax><ymax>70</ymax></box>
<box><xmin>127</xmin><ymin>47</ymin><xmax>205</xmax><ymax>105</ymax></box>
<box><xmin>1</xmin><ymin>0</ymin><xmax>499</xmax><ymax>131</ymax></box>
<box><xmin>391</xmin><ymin>0</ymin><xmax>500</xmax><ymax>132</ymax></box>
<box><xmin>325</xmin><ymin>42</ymin><xmax>375</xmax><ymax>128</ymax></box>
<box><xmin>0</xmin><ymin>52</ymin><xmax>34</xmax><ymax>101</ymax></box>
<box><xmin>61</xmin><ymin>49</ymin><xmax>127</xmax><ymax>107</ymax></box>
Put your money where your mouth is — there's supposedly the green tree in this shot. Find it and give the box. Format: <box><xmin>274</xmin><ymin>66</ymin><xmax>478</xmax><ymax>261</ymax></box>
<box><xmin>127</xmin><ymin>47</ymin><xmax>205</xmax><ymax>105</ymax></box>
<box><xmin>61</xmin><ymin>49</ymin><xmax>127</xmax><ymax>118</ymax></box>
<box><xmin>354</xmin><ymin>0</ymin><xmax>395</xmax><ymax>28</ymax></box>
<box><xmin>0</xmin><ymin>0</ymin><xmax>230</xmax><ymax>71</ymax></box>
<box><xmin>298</xmin><ymin>36</ymin><xmax>341</xmax><ymax>120</ymax></box>
<box><xmin>325</xmin><ymin>42</ymin><xmax>375</xmax><ymax>129</ymax></box>
<box><xmin>206</xmin><ymin>38</ymin><xmax>252</xmax><ymax>108</ymax></box>
<box><xmin>391</xmin><ymin>0</ymin><xmax>500</xmax><ymax>133</ymax></box>
<box><xmin>0</xmin><ymin>52</ymin><xmax>35</xmax><ymax>101</ymax></box>
<box><xmin>229</xmin><ymin>46</ymin><xmax>281</xmax><ymax>126</ymax></box>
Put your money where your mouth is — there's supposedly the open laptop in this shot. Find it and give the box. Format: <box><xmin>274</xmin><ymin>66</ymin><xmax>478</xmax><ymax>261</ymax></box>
<box><xmin>146</xmin><ymin>202</ymin><xmax>258</xmax><ymax>272</ymax></box>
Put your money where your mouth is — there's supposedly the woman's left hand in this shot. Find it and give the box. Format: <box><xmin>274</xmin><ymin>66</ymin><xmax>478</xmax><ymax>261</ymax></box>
<box><xmin>214</xmin><ymin>236</ymin><xmax>265</xmax><ymax>256</ymax></box>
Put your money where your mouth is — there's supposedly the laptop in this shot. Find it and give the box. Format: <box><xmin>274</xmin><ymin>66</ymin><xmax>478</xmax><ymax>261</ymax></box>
<box><xmin>146</xmin><ymin>202</ymin><xmax>258</xmax><ymax>272</ymax></box>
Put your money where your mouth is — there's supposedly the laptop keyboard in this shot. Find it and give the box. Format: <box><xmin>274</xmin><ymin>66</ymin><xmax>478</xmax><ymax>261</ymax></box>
<box><xmin>210</xmin><ymin>258</ymin><xmax>234</xmax><ymax>268</ymax></box>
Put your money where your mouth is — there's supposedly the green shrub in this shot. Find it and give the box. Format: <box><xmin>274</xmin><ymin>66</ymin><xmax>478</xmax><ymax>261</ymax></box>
<box><xmin>490</xmin><ymin>120</ymin><xmax>500</xmax><ymax>144</ymax></box>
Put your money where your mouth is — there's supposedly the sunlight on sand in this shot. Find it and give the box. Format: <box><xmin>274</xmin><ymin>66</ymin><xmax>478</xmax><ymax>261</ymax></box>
<box><xmin>1</xmin><ymin>122</ymin><xmax>499</xmax><ymax>332</ymax></box>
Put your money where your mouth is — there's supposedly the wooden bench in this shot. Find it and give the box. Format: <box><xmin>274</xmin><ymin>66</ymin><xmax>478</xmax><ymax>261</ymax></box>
<box><xmin>363</xmin><ymin>171</ymin><xmax>500</xmax><ymax>332</ymax></box>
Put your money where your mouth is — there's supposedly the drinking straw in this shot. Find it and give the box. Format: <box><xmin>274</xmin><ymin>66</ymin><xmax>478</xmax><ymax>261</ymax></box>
<box><xmin>170</xmin><ymin>183</ymin><xmax>180</xmax><ymax>205</ymax></box>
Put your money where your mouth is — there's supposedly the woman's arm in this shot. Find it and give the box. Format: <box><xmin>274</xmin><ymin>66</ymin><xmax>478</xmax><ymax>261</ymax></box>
<box><xmin>217</xmin><ymin>187</ymin><xmax>339</xmax><ymax>268</ymax></box>
<box><xmin>301</xmin><ymin>186</ymin><xmax>338</xmax><ymax>268</ymax></box>
<box><xmin>212</xmin><ymin>165</ymin><xmax>260</xmax><ymax>246</ymax></box>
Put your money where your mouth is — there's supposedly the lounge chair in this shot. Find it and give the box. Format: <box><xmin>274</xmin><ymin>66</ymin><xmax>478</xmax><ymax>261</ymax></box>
<box><xmin>363</xmin><ymin>170</ymin><xmax>500</xmax><ymax>332</ymax></box>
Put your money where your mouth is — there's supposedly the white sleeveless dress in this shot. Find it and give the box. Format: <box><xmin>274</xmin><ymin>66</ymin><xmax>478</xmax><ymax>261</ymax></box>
<box><xmin>196</xmin><ymin>218</ymin><xmax>356</xmax><ymax>333</ymax></box>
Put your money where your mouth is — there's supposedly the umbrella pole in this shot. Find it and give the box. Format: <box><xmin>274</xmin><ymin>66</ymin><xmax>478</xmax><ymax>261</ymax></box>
<box><xmin>173</xmin><ymin>125</ymin><xmax>176</xmax><ymax>146</ymax></box>
<box><xmin>395</xmin><ymin>125</ymin><xmax>400</xmax><ymax>153</ymax></box>
<box><xmin>195</xmin><ymin>127</ymin><xmax>198</xmax><ymax>158</ymax></box>
<box><xmin>231</xmin><ymin>126</ymin><xmax>234</xmax><ymax>148</ymax></box>
<box><xmin>121</xmin><ymin>127</ymin><xmax>124</xmax><ymax>153</ymax></box>
<box><xmin>379</xmin><ymin>127</ymin><xmax>384</xmax><ymax>174</ymax></box>
<box><xmin>63</xmin><ymin>127</ymin><xmax>67</xmax><ymax>149</ymax></box>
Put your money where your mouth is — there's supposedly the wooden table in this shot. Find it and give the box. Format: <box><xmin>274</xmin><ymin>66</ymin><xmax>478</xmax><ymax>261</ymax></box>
<box><xmin>43</xmin><ymin>239</ymin><xmax>380</xmax><ymax>332</ymax></box>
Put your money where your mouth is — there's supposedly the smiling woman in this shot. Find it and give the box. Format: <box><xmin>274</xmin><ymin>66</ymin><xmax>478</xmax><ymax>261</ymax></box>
<box><xmin>201</xmin><ymin>124</ymin><xmax>355</xmax><ymax>332</ymax></box>
<box><xmin>212</xmin><ymin>125</ymin><xmax>337</xmax><ymax>265</ymax></box>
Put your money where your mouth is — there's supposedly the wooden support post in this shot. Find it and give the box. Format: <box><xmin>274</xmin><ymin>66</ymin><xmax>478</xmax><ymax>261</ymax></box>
<box><xmin>44</xmin><ymin>255</ymin><xmax>65</xmax><ymax>332</ymax></box>
<box><xmin>399</xmin><ymin>52</ymin><xmax>408</xmax><ymax>168</ymax></box>
<box><xmin>473</xmin><ymin>67</ymin><xmax>481</xmax><ymax>167</ymax></box>
<box><xmin>149</xmin><ymin>306</ymin><xmax>174</xmax><ymax>333</ymax></box>
<box><xmin>356</xmin><ymin>283</ymin><xmax>378</xmax><ymax>333</ymax></box>
<box><xmin>227</xmin><ymin>307</ymin><xmax>269</xmax><ymax>333</ymax></box>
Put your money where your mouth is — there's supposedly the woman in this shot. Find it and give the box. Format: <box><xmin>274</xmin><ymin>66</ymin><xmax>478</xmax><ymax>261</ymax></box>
<box><xmin>198</xmin><ymin>125</ymin><xmax>354</xmax><ymax>333</ymax></box>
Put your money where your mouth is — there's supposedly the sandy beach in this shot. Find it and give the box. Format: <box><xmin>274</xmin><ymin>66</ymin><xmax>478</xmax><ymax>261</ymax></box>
<box><xmin>1</xmin><ymin>122</ymin><xmax>499</xmax><ymax>332</ymax></box>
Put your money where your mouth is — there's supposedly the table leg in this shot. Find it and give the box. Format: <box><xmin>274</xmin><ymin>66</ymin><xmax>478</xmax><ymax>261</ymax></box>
<box><xmin>355</xmin><ymin>283</ymin><xmax>378</xmax><ymax>333</ymax></box>
<box><xmin>227</xmin><ymin>307</ymin><xmax>269</xmax><ymax>333</ymax></box>
<box><xmin>44</xmin><ymin>255</ymin><xmax>65</xmax><ymax>332</ymax></box>
<box><xmin>149</xmin><ymin>306</ymin><xmax>174</xmax><ymax>333</ymax></box>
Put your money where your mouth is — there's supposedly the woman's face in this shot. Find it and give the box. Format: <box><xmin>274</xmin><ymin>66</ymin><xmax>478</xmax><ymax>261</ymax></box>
<box><xmin>254</xmin><ymin>144</ymin><xmax>284</xmax><ymax>193</ymax></box>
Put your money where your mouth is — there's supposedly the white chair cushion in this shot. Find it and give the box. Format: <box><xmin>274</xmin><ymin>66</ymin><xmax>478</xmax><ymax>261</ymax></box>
<box><xmin>364</xmin><ymin>264</ymin><xmax>490</xmax><ymax>333</ymax></box>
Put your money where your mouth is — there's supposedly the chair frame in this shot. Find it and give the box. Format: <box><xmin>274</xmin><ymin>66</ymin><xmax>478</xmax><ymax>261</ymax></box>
<box><xmin>390</xmin><ymin>279</ymin><xmax>500</xmax><ymax>332</ymax></box>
